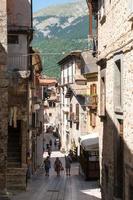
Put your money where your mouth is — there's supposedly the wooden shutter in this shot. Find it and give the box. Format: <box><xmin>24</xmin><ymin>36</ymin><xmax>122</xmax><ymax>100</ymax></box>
<box><xmin>100</xmin><ymin>77</ymin><xmax>106</xmax><ymax>116</ymax></box>
<box><xmin>90</xmin><ymin>84</ymin><xmax>97</xmax><ymax>95</ymax></box>
<box><xmin>70</xmin><ymin>104</ymin><xmax>73</xmax><ymax>121</ymax></box>
<box><xmin>90</xmin><ymin>84</ymin><xmax>93</xmax><ymax>95</ymax></box>
<box><xmin>118</xmin><ymin>119</ymin><xmax>123</xmax><ymax>136</ymax></box>
<box><xmin>90</xmin><ymin>112</ymin><xmax>96</xmax><ymax>127</ymax></box>
<box><xmin>76</xmin><ymin>104</ymin><xmax>79</xmax><ymax>122</ymax></box>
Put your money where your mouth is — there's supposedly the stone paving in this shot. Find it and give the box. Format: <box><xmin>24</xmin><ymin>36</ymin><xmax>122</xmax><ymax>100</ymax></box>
<box><xmin>10</xmin><ymin>145</ymin><xmax>101</xmax><ymax>200</ymax></box>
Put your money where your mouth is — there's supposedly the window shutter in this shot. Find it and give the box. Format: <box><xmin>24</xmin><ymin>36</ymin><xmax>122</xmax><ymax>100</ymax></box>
<box><xmin>90</xmin><ymin>112</ymin><xmax>96</xmax><ymax>127</ymax></box>
<box><xmin>70</xmin><ymin>104</ymin><xmax>72</xmax><ymax>113</ymax></box>
<box><xmin>70</xmin><ymin>104</ymin><xmax>73</xmax><ymax>121</ymax></box>
<box><xmin>100</xmin><ymin>77</ymin><xmax>106</xmax><ymax>116</ymax></box>
<box><xmin>76</xmin><ymin>104</ymin><xmax>79</xmax><ymax>122</ymax></box>
<box><xmin>93</xmin><ymin>84</ymin><xmax>97</xmax><ymax>94</ymax></box>
<box><xmin>90</xmin><ymin>84</ymin><xmax>97</xmax><ymax>95</ymax></box>
<box><xmin>90</xmin><ymin>84</ymin><xmax>93</xmax><ymax>95</ymax></box>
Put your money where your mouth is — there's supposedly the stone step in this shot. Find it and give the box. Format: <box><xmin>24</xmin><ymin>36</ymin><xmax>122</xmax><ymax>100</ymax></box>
<box><xmin>7</xmin><ymin>161</ymin><xmax>21</xmax><ymax>168</ymax></box>
<box><xmin>8</xmin><ymin>148</ymin><xmax>21</xmax><ymax>152</ymax></box>
<box><xmin>7</xmin><ymin>167</ymin><xmax>27</xmax><ymax>175</ymax></box>
<box><xmin>6</xmin><ymin>183</ymin><xmax>26</xmax><ymax>191</ymax></box>
<box><xmin>8</xmin><ymin>152</ymin><xmax>20</xmax><ymax>157</ymax></box>
<box><xmin>0</xmin><ymin>195</ymin><xmax>10</xmax><ymax>200</ymax></box>
<box><xmin>7</xmin><ymin>157</ymin><xmax>20</xmax><ymax>162</ymax></box>
<box><xmin>7</xmin><ymin>168</ymin><xmax>27</xmax><ymax>191</ymax></box>
<box><xmin>7</xmin><ymin>176</ymin><xmax>26</xmax><ymax>184</ymax></box>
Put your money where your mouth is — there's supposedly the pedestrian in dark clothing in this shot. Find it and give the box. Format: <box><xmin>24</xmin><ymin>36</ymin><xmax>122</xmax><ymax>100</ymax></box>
<box><xmin>44</xmin><ymin>156</ymin><xmax>51</xmax><ymax>176</ymax></box>
<box><xmin>58</xmin><ymin>141</ymin><xmax>61</xmax><ymax>150</ymax></box>
<box><xmin>54</xmin><ymin>139</ymin><xmax>57</xmax><ymax>148</ymax></box>
<box><xmin>46</xmin><ymin>143</ymin><xmax>49</xmax><ymax>149</ymax></box>
<box><xmin>48</xmin><ymin>146</ymin><xmax>52</xmax><ymax>156</ymax></box>
<box><xmin>54</xmin><ymin>157</ymin><xmax>62</xmax><ymax>176</ymax></box>
<box><xmin>65</xmin><ymin>155</ymin><xmax>72</xmax><ymax>176</ymax></box>
<box><xmin>49</xmin><ymin>139</ymin><xmax>52</xmax><ymax>147</ymax></box>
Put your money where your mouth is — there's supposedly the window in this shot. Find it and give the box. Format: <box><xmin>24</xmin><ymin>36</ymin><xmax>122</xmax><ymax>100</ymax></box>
<box><xmin>70</xmin><ymin>121</ymin><xmax>72</xmax><ymax>128</ymax></box>
<box><xmin>32</xmin><ymin>112</ymin><xmax>35</xmax><ymax>128</ymax></box>
<box><xmin>76</xmin><ymin>104</ymin><xmax>79</xmax><ymax>122</ymax></box>
<box><xmin>89</xmin><ymin>84</ymin><xmax>97</xmax><ymax>109</ymax></box>
<box><xmin>76</xmin><ymin>122</ymin><xmax>79</xmax><ymax>130</ymax></box>
<box><xmin>49</xmin><ymin>113</ymin><xmax>52</xmax><ymax>117</ymax></box>
<box><xmin>90</xmin><ymin>112</ymin><xmax>96</xmax><ymax>127</ymax></box>
<box><xmin>114</xmin><ymin>57</ymin><xmax>123</xmax><ymax>112</ymax></box>
<box><xmin>118</xmin><ymin>119</ymin><xmax>123</xmax><ymax>135</ymax></box>
<box><xmin>49</xmin><ymin>102</ymin><xmax>52</xmax><ymax>107</ymax></box>
<box><xmin>8</xmin><ymin>35</ymin><xmax>19</xmax><ymax>44</ymax></box>
<box><xmin>90</xmin><ymin>84</ymin><xmax>97</xmax><ymax>95</ymax></box>
<box><xmin>128</xmin><ymin>0</ymin><xmax>133</xmax><ymax>20</ymax></box>
<box><xmin>70</xmin><ymin>104</ymin><xmax>73</xmax><ymax>121</ymax></box>
<box><xmin>100</xmin><ymin>76</ymin><xmax>106</xmax><ymax>116</ymax></box>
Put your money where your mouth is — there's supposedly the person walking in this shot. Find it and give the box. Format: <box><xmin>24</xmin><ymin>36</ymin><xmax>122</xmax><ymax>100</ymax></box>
<box><xmin>46</xmin><ymin>143</ymin><xmax>49</xmax><ymax>150</ymax></box>
<box><xmin>58</xmin><ymin>140</ymin><xmax>61</xmax><ymax>150</ymax></box>
<box><xmin>49</xmin><ymin>139</ymin><xmax>52</xmax><ymax>147</ymax></box>
<box><xmin>54</xmin><ymin>157</ymin><xmax>63</xmax><ymax>176</ymax></box>
<box><xmin>65</xmin><ymin>155</ymin><xmax>72</xmax><ymax>176</ymax></box>
<box><xmin>44</xmin><ymin>156</ymin><xmax>51</xmax><ymax>176</ymax></box>
<box><xmin>54</xmin><ymin>139</ymin><xmax>57</xmax><ymax>149</ymax></box>
<box><xmin>48</xmin><ymin>146</ymin><xmax>52</xmax><ymax>156</ymax></box>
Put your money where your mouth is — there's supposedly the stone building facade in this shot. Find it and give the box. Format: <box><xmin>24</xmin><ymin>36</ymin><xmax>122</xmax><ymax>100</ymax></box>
<box><xmin>0</xmin><ymin>0</ymin><xmax>33</xmax><ymax>192</ymax></box>
<box><xmin>59</xmin><ymin>51</ymin><xmax>88</xmax><ymax>153</ymax></box>
<box><xmin>0</xmin><ymin>0</ymin><xmax>8</xmax><ymax>198</ymax></box>
<box><xmin>89</xmin><ymin>0</ymin><xmax>133</xmax><ymax>199</ymax></box>
<box><xmin>59</xmin><ymin>51</ymin><xmax>101</xmax><ymax>158</ymax></box>
<box><xmin>28</xmin><ymin>50</ymin><xmax>44</xmax><ymax>172</ymax></box>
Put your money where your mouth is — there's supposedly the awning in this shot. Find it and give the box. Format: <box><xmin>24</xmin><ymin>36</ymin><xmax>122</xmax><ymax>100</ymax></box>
<box><xmin>80</xmin><ymin>133</ymin><xmax>99</xmax><ymax>151</ymax></box>
<box><xmin>38</xmin><ymin>77</ymin><xmax>57</xmax><ymax>86</ymax></box>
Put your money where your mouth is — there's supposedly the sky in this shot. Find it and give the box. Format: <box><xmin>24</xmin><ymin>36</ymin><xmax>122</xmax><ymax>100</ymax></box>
<box><xmin>33</xmin><ymin>0</ymin><xmax>76</xmax><ymax>12</ymax></box>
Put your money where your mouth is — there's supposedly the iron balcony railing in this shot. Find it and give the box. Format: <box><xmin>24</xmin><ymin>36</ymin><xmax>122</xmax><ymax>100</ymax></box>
<box><xmin>62</xmin><ymin>76</ymin><xmax>73</xmax><ymax>85</ymax></box>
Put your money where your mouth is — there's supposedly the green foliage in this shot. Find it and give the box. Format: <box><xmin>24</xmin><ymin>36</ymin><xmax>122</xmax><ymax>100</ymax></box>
<box><xmin>33</xmin><ymin>38</ymin><xmax>89</xmax><ymax>78</ymax></box>
<box><xmin>33</xmin><ymin>14</ymin><xmax>92</xmax><ymax>78</ymax></box>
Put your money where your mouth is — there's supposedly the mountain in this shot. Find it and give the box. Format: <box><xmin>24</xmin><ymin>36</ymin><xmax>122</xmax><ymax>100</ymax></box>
<box><xmin>33</xmin><ymin>0</ymin><xmax>92</xmax><ymax>78</ymax></box>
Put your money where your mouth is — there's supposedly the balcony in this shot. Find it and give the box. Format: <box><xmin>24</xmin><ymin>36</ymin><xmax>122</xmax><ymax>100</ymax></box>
<box><xmin>86</xmin><ymin>95</ymin><xmax>98</xmax><ymax>109</ymax></box>
<box><xmin>8</xmin><ymin>24</ymin><xmax>33</xmax><ymax>34</ymax></box>
<box><xmin>8</xmin><ymin>55</ymin><xmax>29</xmax><ymax>71</ymax></box>
<box><xmin>61</xmin><ymin>76</ymin><xmax>73</xmax><ymax>86</ymax></box>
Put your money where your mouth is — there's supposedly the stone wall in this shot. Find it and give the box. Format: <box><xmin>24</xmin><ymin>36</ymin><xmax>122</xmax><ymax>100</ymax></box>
<box><xmin>98</xmin><ymin>0</ymin><xmax>133</xmax><ymax>199</ymax></box>
<box><xmin>0</xmin><ymin>0</ymin><xmax>8</xmax><ymax>196</ymax></box>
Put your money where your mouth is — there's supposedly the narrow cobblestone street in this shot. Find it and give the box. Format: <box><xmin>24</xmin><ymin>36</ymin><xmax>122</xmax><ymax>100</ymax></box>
<box><xmin>10</xmin><ymin>147</ymin><xmax>101</xmax><ymax>200</ymax></box>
